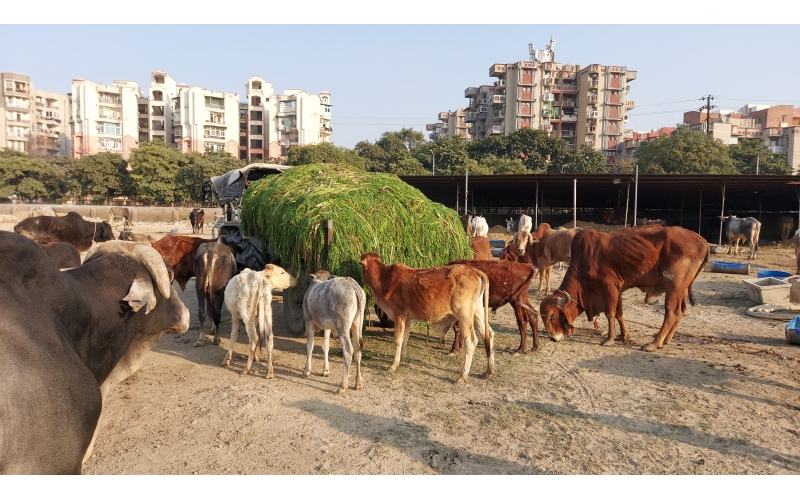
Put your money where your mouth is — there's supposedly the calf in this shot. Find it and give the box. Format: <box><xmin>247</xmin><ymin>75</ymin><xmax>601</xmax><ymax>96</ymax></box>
<box><xmin>532</xmin><ymin>227</ymin><xmax>583</xmax><ymax>295</ymax></box>
<box><xmin>38</xmin><ymin>241</ymin><xmax>81</xmax><ymax>269</ymax></box>
<box><xmin>302</xmin><ymin>270</ymin><xmax>366</xmax><ymax>394</ymax></box>
<box><xmin>358</xmin><ymin>253</ymin><xmax>492</xmax><ymax>384</ymax></box>
<box><xmin>193</xmin><ymin>242</ymin><xmax>238</xmax><ymax>347</ymax></box>
<box><xmin>471</xmin><ymin>236</ymin><xmax>492</xmax><ymax>260</ymax></box>
<box><xmin>470</xmin><ymin>216</ymin><xmax>489</xmax><ymax>238</ymax></box>
<box><xmin>720</xmin><ymin>215</ymin><xmax>761</xmax><ymax>260</ymax></box>
<box><xmin>506</xmin><ymin>217</ymin><xmax>515</xmax><ymax>233</ymax></box>
<box><xmin>108</xmin><ymin>206</ymin><xmax>133</xmax><ymax>230</ymax></box>
<box><xmin>222</xmin><ymin>265</ymin><xmax>296</xmax><ymax>378</ymax></box>
<box><xmin>119</xmin><ymin>230</ymin><xmax>156</xmax><ymax>245</ymax></box>
<box><xmin>780</xmin><ymin>215</ymin><xmax>794</xmax><ymax>242</ymax></box>
<box><xmin>447</xmin><ymin>259</ymin><xmax>539</xmax><ymax>354</ymax></box>
<box><xmin>190</xmin><ymin>208</ymin><xmax>205</xmax><ymax>235</ymax></box>
<box><xmin>29</xmin><ymin>206</ymin><xmax>57</xmax><ymax>218</ymax></box>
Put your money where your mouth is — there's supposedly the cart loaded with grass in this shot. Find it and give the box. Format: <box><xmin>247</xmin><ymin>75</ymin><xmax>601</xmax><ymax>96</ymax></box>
<box><xmin>240</xmin><ymin>163</ymin><xmax>472</xmax><ymax>335</ymax></box>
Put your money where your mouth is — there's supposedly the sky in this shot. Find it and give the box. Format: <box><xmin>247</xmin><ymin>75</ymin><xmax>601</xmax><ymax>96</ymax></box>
<box><xmin>2</xmin><ymin>24</ymin><xmax>799</xmax><ymax>149</ymax></box>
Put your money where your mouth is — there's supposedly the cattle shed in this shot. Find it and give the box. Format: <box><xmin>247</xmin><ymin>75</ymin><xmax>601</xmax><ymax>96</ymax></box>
<box><xmin>399</xmin><ymin>174</ymin><xmax>800</xmax><ymax>243</ymax></box>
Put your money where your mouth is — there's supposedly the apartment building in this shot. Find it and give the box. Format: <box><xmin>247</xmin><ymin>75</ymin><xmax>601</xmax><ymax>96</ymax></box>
<box><xmin>2</xmin><ymin>72</ymin><xmax>69</xmax><ymax>158</ymax></box>
<box><xmin>427</xmin><ymin>109</ymin><xmax>471</xmax><ymax>141</ymax></box>
<box><xmin>69</xmin><ymin>78</ymin><xmax>143</xmax><ymax>159</ymax></box>
<box><xmin>237</xmin><ymin>76</ymin><xmax>332</xmax><ymax>161</ymax></box>
<box><xmin>575</xmin><ymin>64</ymin><xmax>637</xmax><ymax>157</ymax></box>
<box><xmin>173</xmin><ymin>84</ymin><xmax>239</xmax><ymax>155</ymax></box>
<box><xmin>616</xmin><ymin>127</ymin><xmax>676</xmax><ymax>159</ymax></box>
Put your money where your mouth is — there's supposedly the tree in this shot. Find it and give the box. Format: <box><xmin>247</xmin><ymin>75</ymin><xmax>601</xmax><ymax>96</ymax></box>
<box><xmin>286</xmin><ymin>142</ymin><xmax>366</xmax><ymax>169</ymax></box>
<box><xmin>414</xmin><ymin>137</ymin><xmax>471</xmax><ymax>175</ymax></box>
<box><xmin>376</xmin><ymin>128</ymin><xmax>425</xmax><ymax>153</ymax></box>
<box><xmin>128</xmin><ymin>141</ymin><xmax>187</xmax><ymax>203</ymax></box>
<box><xmin>354</xmin><ymin>140</ymin><xmax>389</xmax><ymax>172</ymax></box>
<box><xmin>635</xmin><ymin>126</ymin><xmax>735</xmax><ymax>174</ymax></box>
<box><xmin>70</xmin><ymin>152</ymin><xmax>127</xmax><ymax>204</ymax></box>
<box><xmin>560</xmin><ymin>144</ymin><xmax>609</xmax><ymax>174</ymax></box>
<box><xmin>0</xmin><ymin>149</ymin><xmax>66</xmax><ymax>201</ymax></box>
<box><xmin>478</xmin><ymin>155</ymin><xmax>528</xmax><ymax>175</ymax></box>
<box><xmin>506</xmin><ymin>128</ymin><xmax>567</xmax><ymax>173</ymax></box>
<box><xmin>729</xmin><ymin>138</ymin><xmax>791</xmax><ymax>175</ymax></box>
<box><xmin>467</xmin><ymin>134</ymin><xmax>509</xmax><ymax>160</ymax></box>
<box><xmin>175</xmin><ymin>148</ymin><xmax>245</xmax><ymax>203</ymax></box>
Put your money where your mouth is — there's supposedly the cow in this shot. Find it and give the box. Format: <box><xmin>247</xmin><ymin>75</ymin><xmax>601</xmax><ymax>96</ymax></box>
<box><xmin>603</xmin><ymin>207</ymin><xmax>633</xmax><ymax>226</ymax></box>
<box><xmin>719</xmin><ymin>215</ymin><xmax>761</xmax><ymax>260</ymax></box>
<box><xmin>470</xmin><ymin>216</ymin><xmax>489</xmax><ymax>238</ymax></box>
<box><xmin>539</xmin><ymin>226</ymin><xmax>709</xmax><ymax>353</ymax></box>
<box><xmin>38</xmin><ymin>241</ymin><xmax>81</xmax><ymax>269</ymax></box>
<box><xmin>532</xmin><ymin>227</ymin><xmax>583</xmax><ymax>295</ymax></box>
<box><xmin>471</xmin><ymin>236</ymin><xmax>492</xmax><ymax>260</ymax></box>
<box><xmin>446</xmin><ymin>259</ymin><xmax>540</xmax><ymax>355</ymax></box>
<box><xmin>29</xmin><ymin>205</ymin><xmax>57</xmax><ymax>218</ymax></box>
<box><xmin>190</xmin><ymin>208</ymin><xmax>205</xmax><ymax>235</ymax></box>
<box><xmin>0</xmin><ymin>233</ymin><xmax>189</xmax><ymax>474</ymax></box>
<box><xmin>358</xmin><ymin>252</ymin><xmax>492</xmax><ymax>384</ymax></box>
<box><xmin>793</xmin><ymin>229</ymin><xmax>800</xmax><ymax>274</ymax></box>
<box><xmin>119</xmin><ymin>230</ymin><xmax>156</xmax><ymax>245</ymax></box>
<box><xmin>193</xmin><ymin>242</ymin><xmax>238</xmax><ymax>347</ymax></box>
<box><xmin>14</xmin><ymin>211</ymin><xmax>115</xmax><ymax>252</ymax></box>
<box><xmin>780</xmin><ymin>215</ymin><xmax>794</xmax><ymax>242</ymax></box>
<box><xmin>152</xmin><ymin>235</ymin><xmax>215</xmax><ymax>291</ymax></box>
<box><xmin>513</xmin><ymin>215</ymin><xmax>534</xmax><ymax>256</ymax></box>
<box><xmin>302</xmin><ymin>270</ymin><xmax>366</xmax><ymax>394</ymax></box>
<box><xmin>108</xmin><ymin>206</ymin><xmax>133</xmax><ymax>230</ymax></box>
<box><xmin>506</xmin><ymin>217</ymin><xmax>516</xmax><ymax>233</ymax></box>
<box><xmin>222</xmin><ymin>265</ymin><xmax>296</xmax><ymax>378</ymax></box>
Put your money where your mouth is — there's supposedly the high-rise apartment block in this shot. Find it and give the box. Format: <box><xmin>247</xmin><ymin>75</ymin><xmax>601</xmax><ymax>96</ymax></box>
<box><xmin>2</xmin><ymin>72</ymin><xmax>69</xmax><ymax>158</ymax></box>
<box><xmin>427</xmin><ymin>38</ymin><xmax>637</xmax><ymax>159</ymax></box>
<box><xmin>427</xmin><ymin>109</ymin><xmax>471</xmax><ymax>141</ymax></box>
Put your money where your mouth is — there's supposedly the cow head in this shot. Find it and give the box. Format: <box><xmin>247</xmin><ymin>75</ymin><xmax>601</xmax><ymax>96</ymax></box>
<box><xmin>516</xmin><ymin>230</ymin><xmax>532</xmax><ymax>256</ymax></box>
<box><xmin>539</xmin><ymin>290</ymin><xmax>578</xmax><ymax>342</ymax></box>
<box><xmin>95</xmin><ymin>221</ymin><xmax>115</xmax><ymax>243</ymax></box>
<box><xmin>262</xmin><ymin>264</ymin><xmax>297</xmax><ymax>290</ymax></box>
<box><xmin>310</xmin><ymin>270</ymin><xmax>334</xmax><ymax>282</ymax></box>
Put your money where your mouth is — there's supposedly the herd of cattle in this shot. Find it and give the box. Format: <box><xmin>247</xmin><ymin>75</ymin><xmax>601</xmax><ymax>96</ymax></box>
<box><xmin>0</xmin><ymin>204</ymin><xmax>793</xmax><ymax>474</ymax></box>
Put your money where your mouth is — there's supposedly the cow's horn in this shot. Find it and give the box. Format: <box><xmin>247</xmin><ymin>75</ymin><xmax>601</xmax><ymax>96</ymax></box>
<box><xmin>133</xmin><ymin>245</ymin><xmax>172</xmax><ymax>299</ymax></box>
<box><xmin>556</xmin><ymin>291</ymin><xmax>571</xmax><ymax>307</ymax></box>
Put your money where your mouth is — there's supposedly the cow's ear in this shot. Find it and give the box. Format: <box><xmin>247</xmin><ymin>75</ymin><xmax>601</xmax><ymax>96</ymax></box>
<box><xmin>123</xmin><ymin>273</ymin><xmax>157</xmax><ymax>314</ymax></box>
<box><xmin>309</xmin><ymin>273</ymin><xmax>317</xmax><ymax>280</ymax></box>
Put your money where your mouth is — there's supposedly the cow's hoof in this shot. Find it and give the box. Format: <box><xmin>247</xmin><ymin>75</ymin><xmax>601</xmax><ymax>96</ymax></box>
<box><xmin>447</xmin><ymin>351</ymin><xmax>459</xmax><ymax>357</ymax></box>
<box><xmin>641</xmin><ymin>343</ymin><xmax>657</xmax><ymax>352</ymax></box>
<box><xmin>455</xmin><ymin>375</ymin><xmax>468</xmax><ymax>385</ymax></box>
<box><xmin>601</xmin><ymin>338</ymin><xmax>615</xmax><ymax>347</ymax></box>
<box><xmin>266</xmin><ymin>372</ymin><xmax>274</xmax><ymax>379</ymax></box>
<box><xmin>303</xmin><ymin>370</ymin><xmax>310</xmax><ymax>377</ymax></box>
<box><xmin>222</xmin><ymin>359</ymin><xmax>230</xmax><ymax>367</ymax></box>
<box><xmin>212</xmin><ymin>337</ymin><xmax>220</xmax><ymax>346</ymax></box>
<box><xmin>387</xmin><ymin>364</ymin><xmax>398</xmax><ymax>372</ymax></box>
<box><xmin>483</xmin><ymin>372</ymin><xmax>494</xmax><ymax>380</ymax></box>
<box><xmin>194</xmin><ymin>340</ymin><xmax>205</xmax><ymax>347</ymax></box>
<box><xmin>240</xmin><ymin>370</ymin><xmax>249</xmax><ymax>376</ymax></box>
<box><xmin>337</xmin><ymin>387</ymin><xmax>347</xmax><ymax>395</ymax></box>
<box><xmin>355</xmin><ymin>381</ymin><xmax>364</xmax><ymax>391</ymax></box>
<box><xmin>322</xmin><ymin>371</ymin><xmax>330</xmax><ymax>377</ymax></box>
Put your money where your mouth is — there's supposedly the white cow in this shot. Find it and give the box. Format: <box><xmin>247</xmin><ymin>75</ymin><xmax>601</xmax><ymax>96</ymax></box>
<box><xmin>302</xmin><ymin>270</ymin><xmax>366</xmax><ymax>394</ymax></box>
<box><xmin>221</xmin><ymin>265</ymin><xmax>296</xmax><ymax>378</ymax></box>
<box><xmin>470</xmin><ymin>216</ymin><xmax>489</xmax><ymax>238</ymax></box>
<box><xmin>29</xmin><ymin>206</ymin><xmax>57</xmax><ymax>218</ymax></box>
<box><xmin>505</xmin><ymin>217</ymin><xmax>516</xmax><ymax>233</ymax></box>
<box><xmin>514</xmin><ymin>214</ymin><xmax>534</xmax><ymax>256</ymax></box>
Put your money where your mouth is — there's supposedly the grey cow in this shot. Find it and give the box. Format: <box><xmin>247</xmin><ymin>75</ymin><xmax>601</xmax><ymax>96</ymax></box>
<box><xmin>302</xmin><ymin>270</ymin><xmax>366</xmax><ymax>394</ymax></box>
<box><xmin>720</xmin><ymin>215</ymin><xmax>762</xmax><ymax>260</ymax></box>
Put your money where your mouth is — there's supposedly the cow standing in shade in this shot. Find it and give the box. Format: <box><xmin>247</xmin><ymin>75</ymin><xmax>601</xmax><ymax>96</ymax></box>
<box><xmin>779</xmin><ymin>216</ymin><xmax>794</xmax><ymax>242</ymax></box>
<box><xmin>193</xmin><ymin>242</ymin><xmax>238</xmax><ymax>347</ymax></box>
<box><xmin>719</xmin><ymin>215</ymin><xmax>761</xmax><ymax>260</ymax></box>
<box><xmin>190</xmin><ymin>208</ymin><xmax>205</xmax><ymax>235</ymax></box>
<box><xmin>302</xmin><ymin>270</ymin><xmax>366</xmax><ymax>394</ymax></box>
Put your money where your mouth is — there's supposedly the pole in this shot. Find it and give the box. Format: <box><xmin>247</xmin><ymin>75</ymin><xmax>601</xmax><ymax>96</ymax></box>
<box><xmin>464</xmin><ymin>169</ymin><xmax>468</xmax><ymax>216</ymax></box>
<box><xmin>698</xmin><ymin>189</ymin><xmax>703</xmax><ymax>235</ymax></box>
<box><xmin>432</xmin><ymin>153</ymin><xmax>435</xmax><ymax>176</ymax></box>
<box><xmin>706</xmin><ymin>94</ymin><xmax>712</xmax><ymax>136</ymax></box>
<box><xmin>680</xmin><ymin>198</ymin><xmax>684</xmax><ymax>228</ymax></box>
<box><xmin>624</xmin><ymin>182</ymin><xmax>630</xmax><ymax>228</ymax></box>
<box><xmin>756</xmin><ymin>153</ymin><xmax>759</xmax><ymax>175</ymax></box>
<box><xmin>573</xmin><ymin>178</ymin><xmax>577</xmax><ymax>228</ymax></box>
<box><xmin>633</xmin><ymin>164</ymin><xmax>639</xmax><ymax>226</ymax></box>
<box><xmin>456</xmin><ymin>182</ymin><xmax>459</xmax><ymax>214</ymax></box>
<box><xmin>535</xmin><ymin>180</ymin><xmax>539</xmax><ymax>227</ymax></box>
<box><xmin>718</xmin><ymin>182</ymin><xmax>726</xmax><ymax>246</ymax></box>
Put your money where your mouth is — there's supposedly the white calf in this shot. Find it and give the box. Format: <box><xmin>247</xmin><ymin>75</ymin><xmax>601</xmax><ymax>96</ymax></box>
<box><xmin>302</xmin><ymin>270</ymin><xmax>366</xmax><ymax>394</ymax></box>
<box><xmin>221</xmin><ymin>265</ymin><xmax>296</xmax><ymax>378</ymax></box>
<box><xmin>505</xmin><ymin>217</ymin><xmax>515</xmax><ymax>233</ymax></box>
<box><xmin>471</xmin><ymin>216</ymin><xmax>489</xmax><ymax>238</ymax></box>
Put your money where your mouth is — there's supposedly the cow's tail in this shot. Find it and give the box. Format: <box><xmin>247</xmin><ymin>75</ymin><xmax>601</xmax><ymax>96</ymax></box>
<box><xmin>355</xmin><ymin>285</ymin><xmax>365</xmax><ymax>351</ymax></box>
<box><xmin>688</xmin><ymin>243</ymin><xmax>711</xmax><ymax>307</ymax></box>
<box><xmin>204</xmin><ymin>252</ymin><xmax>216</xmax><ymax>295</ymax></box>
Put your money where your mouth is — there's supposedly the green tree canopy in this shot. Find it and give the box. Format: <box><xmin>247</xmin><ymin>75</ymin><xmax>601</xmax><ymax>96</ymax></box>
<box><xmin>729</xmin><ymin>138</ymin><xmax>790</xmax><ymax>175</ymax></box>
<box><xmin>175</xmin><ymin>148</ymin><xmax>245</xmax><ymax>202</ymax></box>
<box><xmin>477</xmin><ymin>154</ymin><xmax>528</xmax><ymax>175</ymax></box>
<box><xmin>128</xmin><ymin>141</ymin><xmax>187</xmax><ymax>203</ymax></box>
<box><xmin>0</xmin><ymin>149</ymin><xmax>66</xmax><ymax>201</ymax></box>
<box><xmin>71</xmin><ymin>152</ymin><xmax>128</xmax><ymax>204</ymax></box>
<box><xmin>560</xmin><ymin>144</ymin><xmax>610</xmax><ymax>174</ymax></box>
<box><xmin>286</xmin><ymin>142</ymin><xmax>366</xmax><ymax>169</ymax></box>
<box><xmin>415</xmin><ymin>137</ymin><xmax>471</xmax><ymax>175</ymax></box>
<box><xmin>635</xmin><ymin>126</ymin><xmax>735</xmax><ymax>174</ymax></box>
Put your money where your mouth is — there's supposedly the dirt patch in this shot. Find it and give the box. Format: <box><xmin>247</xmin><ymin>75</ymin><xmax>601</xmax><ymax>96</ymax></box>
<box><xmin>3</xmin><ymin>219</ymin><xmax>800</xmax><ymax>474</ymax></box>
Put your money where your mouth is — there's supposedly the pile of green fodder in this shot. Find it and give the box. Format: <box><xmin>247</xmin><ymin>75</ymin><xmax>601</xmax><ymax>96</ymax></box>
<box><xmin>241</xmin><ymin>163</ymin><xmax>471</xmax><ymax>294</ymax></box>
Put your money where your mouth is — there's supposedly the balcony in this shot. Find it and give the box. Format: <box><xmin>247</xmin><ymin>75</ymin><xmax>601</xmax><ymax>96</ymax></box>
<box><xmin>5</xmin><ymin>84</ymin><xmax>30</xmax><ymax>95</ymax></box>
<box><xmin>494</xmin><ymin>79</ymin><xmax>506</xmax><ymax>89</ymax></box>
<box><xmin>610</xmin><ymin>66</ymin><xmax>625</xmax><ymax>73</ymax></box>
<box><xmin>625</xmin><ymin>100</ymin><xmax>636</xmax><ymax>110</ymax></box>
<box><xmin>438</xmin><ymin>111</ymin><xmax>449</xmax><ymax>121</ymax></box>
<box><xmin>588</xmin><ymin>64</ymin><xmax>601</xmax><ymax>74</ymax></box>
<box><xmin>206</xmin><ymin>119</ymin><xmax>225</xmax><ymax>125</ymax></box>
<box><xmin>490</xmin><ymin>125</ymin><xmax>503</xmax><ymax>134</ymax></box>
<box><xmin>562</xmin><ymin>100</ymin><xmax>576</xmax><ymax>108</ymax></box>
<box><xmin>543</xmin><ymin>78</ymin><xmax>552</xmax><ymax>87</ymax></box>
<box><xmin>565</xmin><ymin>143</ymin><xmax>576</xmax><ymax>152</ymax></box>
<box><xmin>543</xmin><ymin>62</ymin><xmax>556</xmax><ymax>72</ymax></box>
<box><xmin>606</xmin><ymin>113</ymin><xmax>623</xmax><ymax>121</ymax></box>
<box><xmin>588</xmin><ymin>95</ymin><xmax>598</xmax><ymax>104</ymax></box>
<box><xmin>562</xmin><ymin>84</ymin><xmax>578</xmax><ymax>92</ymax></box>
<box><xmin>542</xmin><ymin>93</ymin><xmax>554</xmax><ymax>102</ymax></box>
<box><xmin>589</xmin><ymin>80</ymin><xmax>599</xmax><ymax>88</ymax></box>
<box><xmin>151</xmin><ymin>121</ymin><xmax>165</xmax><ymax>131</ymax></box>
<box><xmin>426</xmin><ymin>123</ymin><xmax>436</xmax><ymax>131</ymax></box>
<box><xmin>465</xmin><ymin>112</ymin><xmax>478</xmax><ymax>123</ymax></box>
<box><xmin>562</xmin><ymin>114</ymin><xmax>578</xmax><ymax>122</ymax></box>
<box><xmin>626</xmin><ymin>70</ymin><xmax>637</xmax><ymax>81</ymax></box>
<box><xmin>561</xmin><ymin>130</ymin><xmax>575</xmax><ymax>138</ymax></box>
<box><xmin>464</xmin><ymin>87</ymin><xmax>479</xmax><ymax>98</ymax></box>
<box><xmin>489</xmin><ymin>64</ymin><xmax>507</xmax><ymax>77</ymax></box>
<box><xmin>492</xmin><ymin>95</ymin><xmax>505</xmax><ymax>105</ymax></box>
<box><xmin>587</xmin><ymin>110</ymin><xmax>599</xmax><ymax>120</ymax></box>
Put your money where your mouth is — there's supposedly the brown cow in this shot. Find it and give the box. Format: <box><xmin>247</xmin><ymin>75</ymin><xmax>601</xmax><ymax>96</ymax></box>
<box><xmin>471</xmin><ymin>236</ymin><xmax>492</xmax><ymax>260</ymax></box>
<box><xmin>358</xmin><ymin>253</ymin><xmax>492</xmax><ymax>384</ymax></box>
<box><xmin>539</xmin><ymin>226</ymin><xmax>709</xmax><ymax>352</ymax></box>
<box><xmin>603</xmin><ymin>207</ymin><xmax>632</xmax><ymax>226</ymax></box>
<box><xmin>152</xmin><ymin>235</ymin><xmax>214</xmax><ymax>291</ymax></box>
<box><xmin>532</xmin><ymin>227</ymin><xmax>583</xmax><ymax>295</ymax></box>
<box><xmin>780</xmin><ymin>215</ymin><xmax>794</xmax><ymax>242</ymax></box>
<box><xmin>447</xmin><ymin>259</ymin><xmax>540</xmax><ymax>355</ymax></box>
<box><xmin>14</xmin><ymin>212</ymin><xmax>115</xmax><ymax>252</ymax></box>
<box><xmin>38</xmin><ymin>241</ymin><xmax>81</xmax><ymax>269</ymax></box>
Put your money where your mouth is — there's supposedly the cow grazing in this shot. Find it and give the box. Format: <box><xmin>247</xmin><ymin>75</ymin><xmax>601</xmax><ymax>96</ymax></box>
<box><xmin>532</xmin><ymin>227</ymin><xmax>583</xmax><ymax>295</ymax></box>
<box><xmin>152</xmin><ymin>235</ymin><xmax>215</xmax><ymax>291</ymax></box>
<box><xmin>302</xmin><ymin>270</ymin><xmax>366</xmax><ymax>394</ymax></box>
<box><xmin>358</xmin><ymin>253</ymin><xmax>492</xmax><ymax>383</ymax></box>
<box><xmin>29</xmin><ymin>205</ymin><xmax>57</xmax><ymax>218</ymax></box>
<box><xmin>793</xmin><ymin>229</ymin><xmax>800</xmax><ymax>274</ymax></box>
<box><xmin>108</xmin><ymin>206</ymin><xmax>133</xmax><ymax>230</ymax></box>
<box><xmin>471</xmin><ymin>236</ymin><xmax>492</xmax><ymax>260</ymax></box>
<box><xmin>14</xmin><ymin>211</ymin><xmax>115</xmax><ymax>252</ymax></box>
<box><xmin>720</xmin><ymin>215</ymin><xmax>761</xmax><ymax>260</ymax></box>
<box><xmin>539</xmin><ymin>226</ymin><xmax>709</xmax><ymax>352</ymax></box>
<box><xmin>470</xmin><ymin>216</ymin><xmax>489</xmax><ymax>238</ymax></box>
<box><xmin>193</xmin><ymin>242</ymin><xmax>238</xmax><ymax>347</ymax></box>
<box><xmin>190</xmin><ymin>208</ymin><xmax>205</xmax><ymax>235</ymax></box>
<box><xmin>506</xmin><ymin>217</ymin><xmax>516</xmax><ymax>233</ymax></box>
<box><xmin>222</xmin><ymin>265</ymin><xmax>296</xmax><ymax>378</ymax></box>
<box><xmin>0</xmin><ymin>233</ymin><xmax>189</xmax><ymax>474</ymax></box>
<box><xmin>38</xmin><ymin>241</ymin><xmax>81</xmax><ymax>269</ymax></box>
<box><xmin>447</xmin><ymin>259</ymin><xmax>540</xmax><ymax>355</ymax></box>
<box><xmin>119</xmin><ymin>230</ymin><xmax>156</xmax><ymax>245</ymax></box>
<box><xmin>780</xmin><ymin>215</ymin><xmax>794</xmax><ymax>242</ymax></box>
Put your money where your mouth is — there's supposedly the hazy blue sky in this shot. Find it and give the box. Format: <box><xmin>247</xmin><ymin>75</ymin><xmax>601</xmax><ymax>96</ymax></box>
<box><xmin>2</xmin><ymin>24</ymin><xmax>798</xmax><ymax>148</ymax></box>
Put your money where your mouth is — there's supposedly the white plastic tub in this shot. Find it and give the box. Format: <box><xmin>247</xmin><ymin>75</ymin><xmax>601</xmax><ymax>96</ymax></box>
<box><xmin>742</xmin><ymin>277</ymin><xmax>791</xmax><ymax>305</ymax></box>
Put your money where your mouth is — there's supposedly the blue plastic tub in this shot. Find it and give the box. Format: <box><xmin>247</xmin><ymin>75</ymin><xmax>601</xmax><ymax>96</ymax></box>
<box><xmin>707</xmin><ymin>261</ymin><xmax>750</xmax><ymax>275</ymax></box>
<box><xmin>489</xmin><ymin>239</ymin><xmax>506</xmax><ymax>248</ymax></box>
<box><xmin>785</xmin><ymin>317</ymin><xmax>800</xmax><ymax>345</ymax></box>
<box><xmin>490</xmin><ymin>248</ymin><xmax>503</xmax><ymax>258</ymax></box>
<box><xmin>757</xmin><ymin>270</ymin><xmax>792</xmax><ymax>279</ymax></box>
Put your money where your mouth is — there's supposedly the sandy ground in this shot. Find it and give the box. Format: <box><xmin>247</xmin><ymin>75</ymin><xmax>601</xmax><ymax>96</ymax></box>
<box><xmin>3</xmin><ymin>215</ymin><xmax>799</xmax><ymax>475</ymax></box>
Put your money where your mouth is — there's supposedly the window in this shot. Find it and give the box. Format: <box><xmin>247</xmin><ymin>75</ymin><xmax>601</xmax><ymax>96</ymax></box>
<box><xmin>250</xmin><ymin>139</ymin><xmax>263</xmax><ymax>149</ymax></box>
<box><xmin>251</xmin><ymin>96</ymin><xmax>261</xmax><ymax>106</ymax></box>
<box><xmin>250</xmin><ymin>110</ymin><xmax>262</xmax><ymax>120</ymax></box>
<box><xmin>97</xmin><ymin>122</ymin><xmax>121</xmax><ymax>135</ymax></box>
<box><xmin>205</xmin><ymin>96</ymin><xmax>225</xmax><ymax>109</ymax></box>
<box><xmin>97</xmin><ymin>138</ymin><xmax>121</xmax><ymax>150</ymax></box>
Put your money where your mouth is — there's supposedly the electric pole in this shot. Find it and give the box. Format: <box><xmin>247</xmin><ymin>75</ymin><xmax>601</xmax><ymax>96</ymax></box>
<box><xmin>700</xmin><ymin>95</ymin><xmax>715</xmax><ymax>136</ymax></box>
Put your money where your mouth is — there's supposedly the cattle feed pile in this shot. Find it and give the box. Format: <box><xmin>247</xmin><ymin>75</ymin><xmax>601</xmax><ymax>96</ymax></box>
<box><xmin>241</xmin><ymin>163</ymin><xmax>471</xmax><ymax>299</ymax></box>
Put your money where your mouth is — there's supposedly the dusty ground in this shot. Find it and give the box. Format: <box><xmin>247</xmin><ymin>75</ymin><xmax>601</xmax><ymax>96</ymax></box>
<box><xmin>3</xmin><ymin>215</ymin><xmax>799</xmax><ymax>475</ymax></box>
